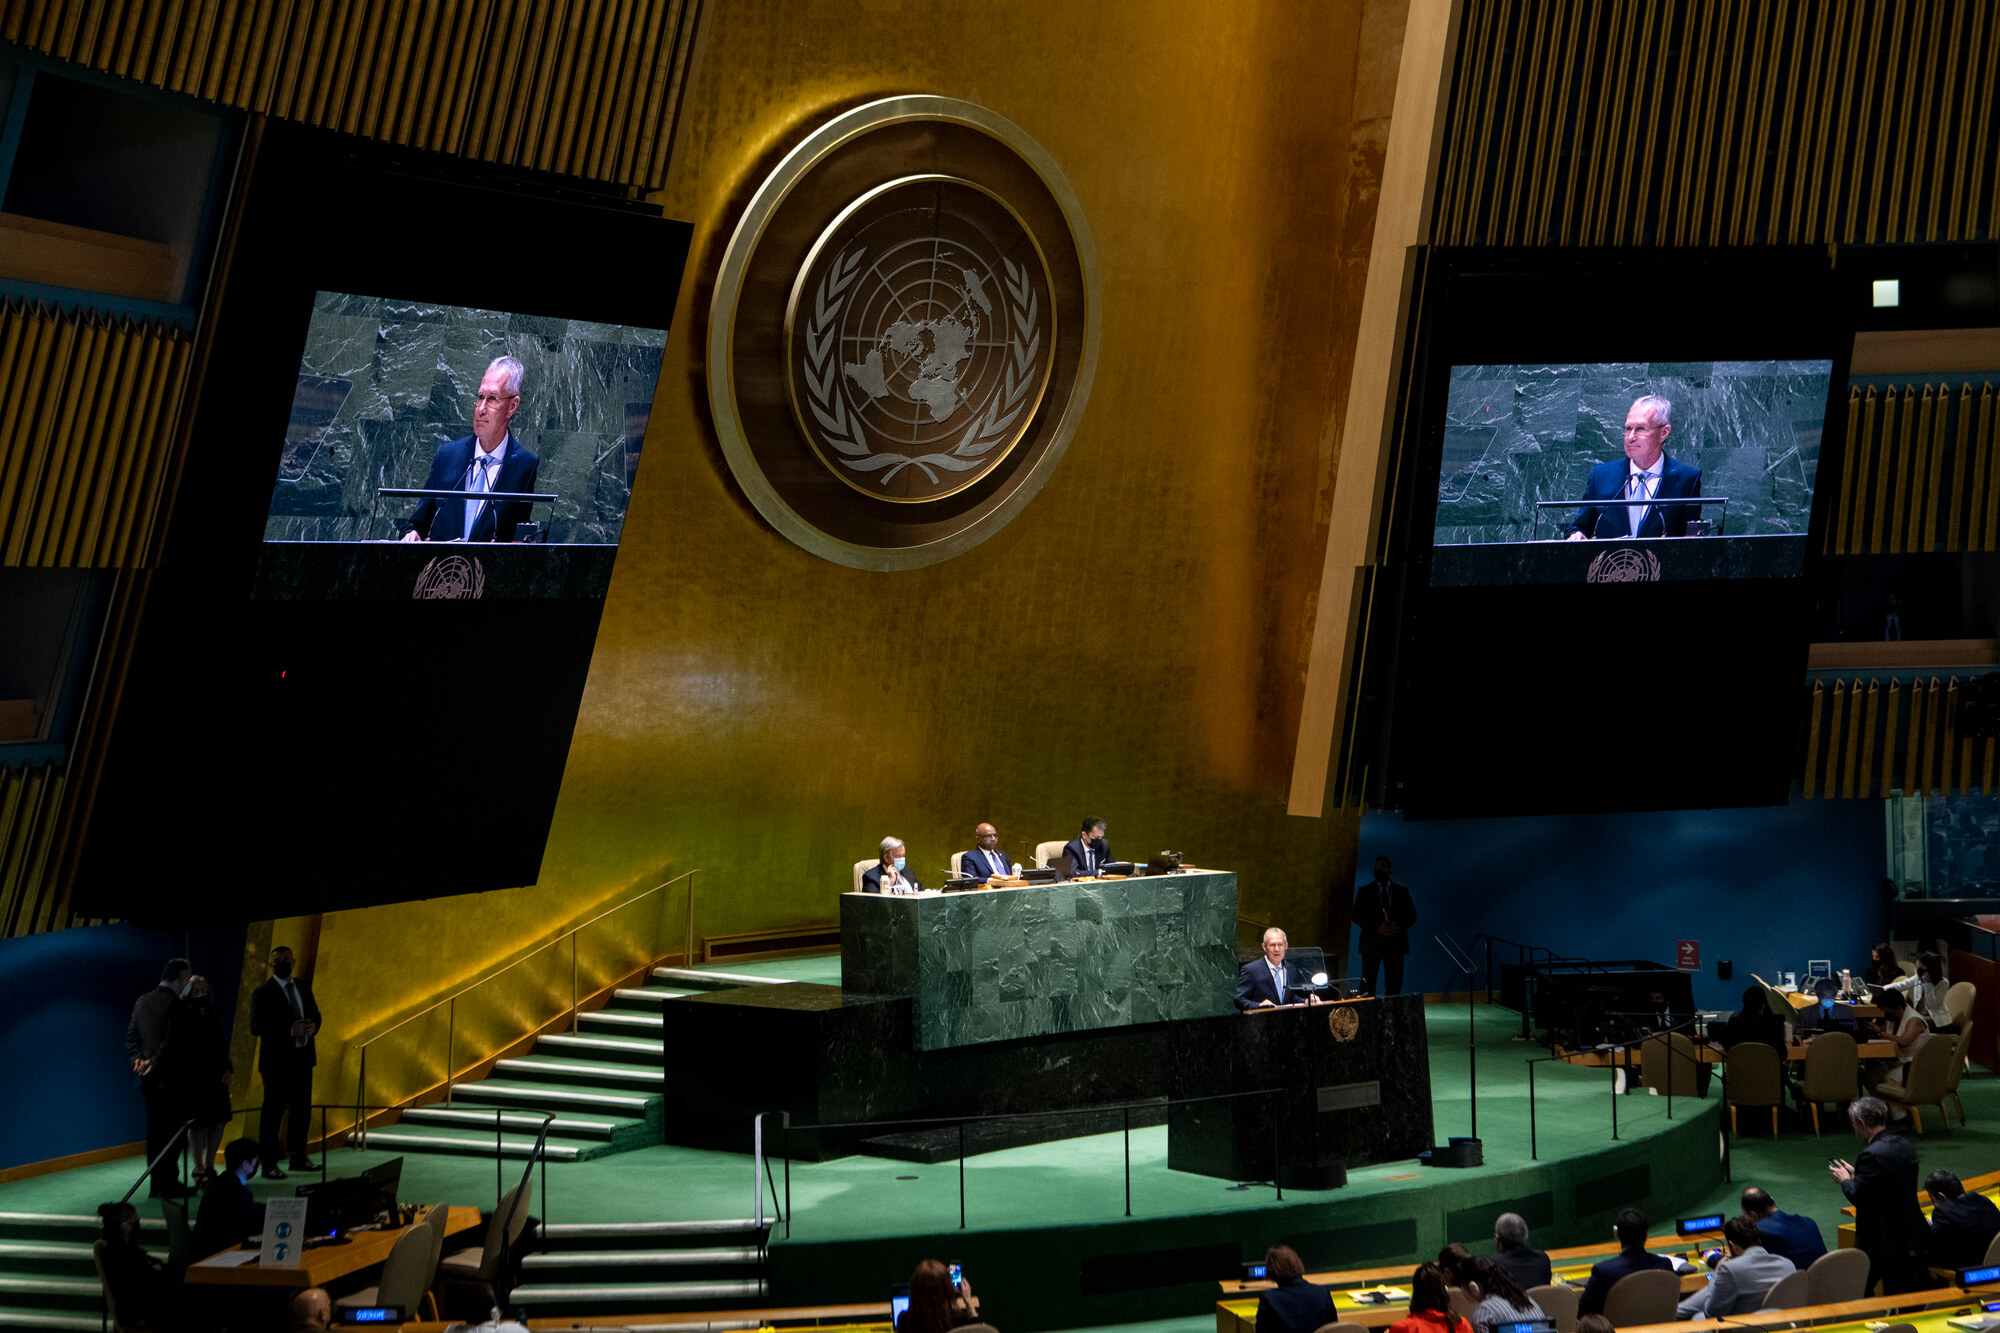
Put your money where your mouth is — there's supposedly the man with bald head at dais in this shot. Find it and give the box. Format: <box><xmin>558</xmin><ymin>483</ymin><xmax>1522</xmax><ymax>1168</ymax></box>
<box><xmin>1566</xmin><ymin>394</ymin><xmax>1703</xmax><ymax>540</ymax></box>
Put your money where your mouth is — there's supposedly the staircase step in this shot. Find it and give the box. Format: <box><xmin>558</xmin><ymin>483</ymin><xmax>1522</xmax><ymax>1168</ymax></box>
<box><xmin>0</xmin><ymin>1275</ymin><xmax>101</xmax><ymax>1308</ymax></box>
<box><xmin>0</xmin><ymin>1310</ymin><xmax>102</xmax><ymax>1330</ymax></box>
<box><xmin>399</xmin><ymin>1107</ymin><xmax>630</xmax><ymax>1139</ymax></box>
<box><xmin>510</xmin><ymin>1278</ymin><xmax>768</xmax><ymax>1306</ymax></box>
<box><xmin>356</xmin><ymin>1129</ymin><xmax>587</xmax><ymax>1161</ymax></box>
<box><xmin>0</xmin><ymin>1214</ymin><xmax>164</xmax><ymax>1241</ymax></box>
<box><xmin>651</xmin><ymin>968</ymin><xmax>788</xmax><ymax>989</ymax></box>
<box><xmin>494</xmin><ymin>1057</ymin><xmax>664</xmax><ymax>1088</ymax></box>
<box><xmin>580</xmin><ymin>1010</ymin><xmax>665</xmax><ymax>1032</ymax></box>
<box><xmin>451</xmin><ymin>1081</ymin><xmax>654</xmax><ymax>1114</ymax></box>
<box><xmin>522</xmin><ymin>1247</ymin><xmax>762</xmax><ymax>1271</ymax></box>
<box><xmin>543</xmin><ymin>1219</ymin><xmax>767</xmax><ymax>1243</ymax></box>
<box><xmin>536</xmin><ymin>1033</ymin><xmax>665</xmax><ymax>1062</ymax></box>
<box><xmin>612</xmin><ymin>987</ymin><xmax>692</xmax><ymax>1006</ymax></box>
<box><xmin>0</xmin><ymin>1240</ymin><xmax>161</xmax><ymax>1274</ymax></box>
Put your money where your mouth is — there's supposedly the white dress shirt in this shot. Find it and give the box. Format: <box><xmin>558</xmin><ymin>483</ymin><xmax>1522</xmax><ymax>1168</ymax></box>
<box><xmin>1626</xmin><ymin>456</ymin><xmax>1662</xmax><ymax>536</ymax></box>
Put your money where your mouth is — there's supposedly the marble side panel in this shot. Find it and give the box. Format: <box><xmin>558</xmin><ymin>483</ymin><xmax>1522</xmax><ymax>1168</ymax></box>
<box><xmin>841</xmin><ymin>871</ymin><xmax>1239</xmax><ymax>1050</ymax></box>
<box><xmin>1434</xmin><ymin>361</ymin><xmax>1833</xmax><ymax>548</ymax></box>
<box><xmin>265</xmin><ymin>294</ymin><xmax>666</xmax><ymax>544</ymax></box>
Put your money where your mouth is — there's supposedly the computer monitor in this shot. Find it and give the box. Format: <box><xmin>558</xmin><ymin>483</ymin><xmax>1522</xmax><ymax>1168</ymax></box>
<box><xmin>362</xmin><ymin>1157</ymin><xmax>404</xmax><ymax>1219</ymax></box>
<box><xmin>295</xmin><ymin>1175</ymin><xmax>371</xmax><ymax>1238</ymax></box>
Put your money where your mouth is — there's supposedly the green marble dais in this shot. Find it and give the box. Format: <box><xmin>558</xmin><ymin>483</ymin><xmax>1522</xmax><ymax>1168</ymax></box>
<box><xmin>840</xmin><ymin>872</ymin><xmax>1239</xmax><ymax>1050</ymax></box>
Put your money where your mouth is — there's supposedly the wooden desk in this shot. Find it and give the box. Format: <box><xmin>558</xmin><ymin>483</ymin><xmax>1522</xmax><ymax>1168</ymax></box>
<box><xmin>1215</xmin><ymin>1233</ymin><xmax>1720</xmax><ymax>1300</ymax></box>
<box><xmin>397</xmin><ymin>1305</ymin><xmax>894</xmax><ymax>1332</ymax></box>
<box><xmin>1621</xmin><ymin>1287</ymin><xmax>1966</xmax><ymax>1333</ymax></box>
<box><xmin>1557</xmin><ymin>1038</ymin><xmax>1896</xmax><ymax>1067</ymax></box>
<box><xmin>184</xmin><ymin>1205</ymin><xmax>480</xmax><ymax>1289</ymax></box>
<box><xmin>1839</xmin><ymin>1166</ymin><xmax>2000</xmax><ymax>1218</ymax></box>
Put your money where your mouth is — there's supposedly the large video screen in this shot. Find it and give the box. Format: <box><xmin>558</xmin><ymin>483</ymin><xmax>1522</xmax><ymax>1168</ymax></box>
<box><xmin>266</xmin><ymin>292</ymin><xmax>666</xmax><ymax>546</ymax></box>
<box><xmin>1429</xmin><ymin>360</ymin><xmax>1834</xmax><ymax>586</ymax></box>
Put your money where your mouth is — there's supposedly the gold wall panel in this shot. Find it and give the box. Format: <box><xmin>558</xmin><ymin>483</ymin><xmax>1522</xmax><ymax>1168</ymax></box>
<box><xmin>0</xmin><ymin>0</ymin><xmax>702</xmax><ymax>189</ymax></box>
<box><xmin>1826</xmin><ymin>382</ymin><xmax>1999</xmax><ymax>556</ymax></box>
<box><xmin>1437</xmin><ymin>0</ymin><xmax>2000</xmax><ymax>245</ymax></box>
<box><xmin>0</xmin><ymin>300</ymin><xmax>190</xmax><ymax>568</ymax></box>
<box><xmin>0</xmin><ymin>761</ymin><xmax>84</xmax><ymax>937</ymax></box>
<box><xmin>287</xmin><ymin>0</ymin><xmax>1421</xmax><ymax>1096</ymax></box>
<box><xmin>1804</xmin><ymin>674</ymin><xmax>1999</xmax><ymax>799</ymax></box>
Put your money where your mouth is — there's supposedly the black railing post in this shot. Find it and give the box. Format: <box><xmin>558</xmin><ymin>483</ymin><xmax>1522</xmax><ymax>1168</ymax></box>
<box><xmin>1528</xmin><ymin>1060</ymin><xmax>1537</xmax><ymax>1160</ymax></box>
<box><xmin>957</xmin><ymin>1122</ymin><xmax>966</xmax><ymax>1230</ymax></box>
<box><xmin>1273</xmin><ymin>1095</ymin><xmax>1284</xmax><ymax>1203</ymax></box>
<box><xmin>1122</xmin><ymin>1106</ymin><xmax>1131</xmax><ymax>1217</ymax></box>
<box><xmin>319</xmin><ymin>1105</ymin><xmax>328</xmax><ymax>1185</ymax></box>
<box><xmin>496</xmin><ymin>1108</ymin><xmax>504</xmax><ymax>1209</ymax></box>
<box><xmin>783</xmin><ymin>1113</ymin><xmax>792</xmax><ymax>1241</ymax></box>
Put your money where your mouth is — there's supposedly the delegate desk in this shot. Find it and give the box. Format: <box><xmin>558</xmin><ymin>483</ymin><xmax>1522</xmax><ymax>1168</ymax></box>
<box><xmin>841</xmin><ymin>870</ymin><xmax>1239</xmax><ymax>1050</ymax></box>
<box><xmin>1559</xmin><ymin>1037</ymin><xmax>1898</xmax><ymax>1067</ymax></box>
<box><xmin>184</xmin><ymin>1205</ymin><xmax>481</xmax><ymax>1290</ymax></box>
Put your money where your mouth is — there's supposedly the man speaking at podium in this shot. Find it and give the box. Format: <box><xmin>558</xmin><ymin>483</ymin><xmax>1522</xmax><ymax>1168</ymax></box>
<box><xmin>1565</xmin><ymin>395</ymin><xmax>1702</xmax><ymax>540</ymax></box>
<box><xmin>401</xmin><ymin>355</ymin><xmax>541</xmax><ymax>543</ymax></box>
<box><xmin>1236</xmin><ymin>927</ymin><xmax>1324</xmax><ymax>1010</ymax></box>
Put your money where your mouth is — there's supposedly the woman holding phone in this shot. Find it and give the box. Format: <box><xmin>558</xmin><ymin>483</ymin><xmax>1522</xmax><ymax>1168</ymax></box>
<box><xmin>899</xmin><ymin>1259</ymin><xmax>983</xmax><ymax>1333</ymax></box>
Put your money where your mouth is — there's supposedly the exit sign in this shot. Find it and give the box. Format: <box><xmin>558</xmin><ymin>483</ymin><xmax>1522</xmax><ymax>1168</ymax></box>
<box><xmin>1676</xmin><ymin>940</ymin><xmax>1700</xmax><ymax>971</ymax></box>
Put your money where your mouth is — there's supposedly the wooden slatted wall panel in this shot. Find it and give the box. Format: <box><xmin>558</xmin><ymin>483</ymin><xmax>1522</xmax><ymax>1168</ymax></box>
<box><xmin>1437</xmin><ymin>0</ymin><xmax>2000</xmax><ymax>246</ymax></box>
<box><xmin>1826</xmin><ymin>382</ymin><xmax>2000</xmax><ymax>555</ymax></box>
<box><xmin>0</xmin><ymin>299</ymin><xmax>192</xmax><ymax>568</ymax></box>
<box><xmin>0</xmin><ymin>0</ymin><xmax>701</xmax><ymax>190</ymax></box>
<box><xmin>0</xmin><ymin>763</ymin><xmax>96</xmax><ymax>937</ymax></box>
<box><xmin>1804</xmin><ymin>676</ymin><xmax>2000</xmax><ymax>799</ymax></box>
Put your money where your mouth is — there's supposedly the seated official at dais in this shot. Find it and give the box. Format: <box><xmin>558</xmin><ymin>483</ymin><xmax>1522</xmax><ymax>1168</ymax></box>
<box><xmin>862</xmin><ymin>837</ymin><xmax>924</xmax><ymax>894</ymax></box>
<box><xmin>959</xmin><ymin>823</ymin><xmax>1016</xmax><ymax>883</ymax></box>
<box><xmin>1061</xmin><ymin>817</ymin><xmax>1112</xmax><ymax>879</ymax></box>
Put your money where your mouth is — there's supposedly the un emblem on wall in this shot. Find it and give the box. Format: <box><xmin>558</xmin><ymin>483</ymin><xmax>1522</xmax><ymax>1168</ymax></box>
<box><xmin>710</xmin><ymin>97</ymin><xmax>1097</xmax><ymax>569</ymax></box>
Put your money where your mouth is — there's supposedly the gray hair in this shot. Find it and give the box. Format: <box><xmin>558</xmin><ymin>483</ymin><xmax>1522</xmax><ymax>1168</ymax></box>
<box><xmin>486</xmin><ymin>355</ymin><xmax>525</xmax><ymax>397</ymax></box>
<box><xmin>1849</xmin><ymin>1095</ymin><xmax>1888</xmax><ymax>1129</ymax></box>
<box><xmin>1262</xmin><ymin>927</ymin><xmax>1288</xmax><ymax>945</ymax></box>
<box><xmin>1494</xmin><ymin>1213</ymin><xmax>1529</xmax><ymax>1248</ymax></box>
<box><xmin>879</xmin><ymin>836</ymin><xmax>904</xmax><ymax>853</ymax></box>
<box><xmin>1631</xmin><ymin>394</ymin><xmax>1673</xmax><ymax>426</ymax></box>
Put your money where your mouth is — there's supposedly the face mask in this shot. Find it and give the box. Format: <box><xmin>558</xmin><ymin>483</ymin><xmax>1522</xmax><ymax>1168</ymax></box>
<box><xmin>893</xmin><ymin>857</ymin><xmax>906</xmax><ymax>872</ymax></box>
<box><xmin>273</xmin><ymin>961</ymin><xmax>293</xmax><ymax>979</ymax></box>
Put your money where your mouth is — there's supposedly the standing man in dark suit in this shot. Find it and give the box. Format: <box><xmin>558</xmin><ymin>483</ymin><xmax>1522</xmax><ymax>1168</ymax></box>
<box><xmin>127</xmin><ymin>958</ymin><xmax>192</xmax><ymax>1198</ymax></box>
<box><xmin>399</xmin><ymin>355</ymin><xmax>541</xmax><ymax>543</ymax></box>
<box><xmin>1832</xmin><ymin>1096</ymin><xmax>1932</xmax><ymax>1293</ymax></box>
<box><xmin>251</xmin><ymin>945</ymin><xmax>321</xmax><ymax>1179</ymax></box>
<box><xmin>1061</xmin><ymin>818</ymin><xmax>1111</xmax><ymax>880</ymax></box>
<box><xmin>960</xmin><ymin>823</ymin><xmax>1015</xmax><ymax>883</ymax></box>
<box><xmin>1578</xmin><ymin>1208</ymin><xmax>1675</xmax><ymax>1316</ymax></box>
<box><xmin>1352</xmin><ymin>856</ymin><xmax>1417</xmax><ymax>997</ymax></box>
<box><xmin>1491</xmin><ymin>1212</ymin><xmax>1553</xmax><ymax>1291</ymax></box>
<box><xmin>1566</xmin><ymin>395</ymin><xmax>1704</xmax><ymax>540</ymax></box>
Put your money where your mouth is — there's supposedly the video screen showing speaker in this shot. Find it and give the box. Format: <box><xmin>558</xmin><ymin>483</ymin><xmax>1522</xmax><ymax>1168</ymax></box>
<box><xmin>266</xmin><ymin>293</ymin><xmax>665</xmax><ymax>549</ymax></box>
<box><xmin>1430</xmin><ymin>359</ymin><xmax>1835</xmax><ymax>586</ymax></box>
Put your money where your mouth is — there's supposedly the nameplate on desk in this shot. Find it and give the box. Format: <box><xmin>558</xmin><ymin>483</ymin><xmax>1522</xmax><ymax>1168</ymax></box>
<box><xmin>1317</xmin><ymin>1081</ymin><xmax>1382</xmax><ymax>1112</ymax></box>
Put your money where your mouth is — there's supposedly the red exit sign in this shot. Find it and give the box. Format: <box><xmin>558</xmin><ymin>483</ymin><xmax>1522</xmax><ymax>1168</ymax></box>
<box><xmin>1677</xmin><ymin>940</ymin><xmax>1700</xmax><ymax>971</ymax></box>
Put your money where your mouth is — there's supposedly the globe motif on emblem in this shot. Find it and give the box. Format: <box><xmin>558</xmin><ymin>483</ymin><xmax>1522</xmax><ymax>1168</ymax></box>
<box><xmin>412</xmin><ymin>555</ymin><xmax>486</xmax><ymax>600</ymax></box>
<box><xmin>788</xmin><ymin>176</ymin><xmax>1056</xmax><ymax>503</ymax></box>
<box><xmin>1327</xmin><ymin>1006</ymin><xmax>1360</xmax><ymax>1041</ymax></box>
<box><xmin>1585</xmin><ymin>548</ymin><xmax>1663</xmax><ymax>584</ymax></box>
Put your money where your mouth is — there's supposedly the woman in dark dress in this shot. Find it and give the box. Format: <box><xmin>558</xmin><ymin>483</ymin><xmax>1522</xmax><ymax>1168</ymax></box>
<box><xmin>157</xmin><ymin>975</ymin><xmax>233</xmax><ymax>1188</ymax></box>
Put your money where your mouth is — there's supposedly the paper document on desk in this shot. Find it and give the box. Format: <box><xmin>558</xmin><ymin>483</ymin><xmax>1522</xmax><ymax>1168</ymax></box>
<box><xmin>193</xmin><ymin>1248</ymin><xmax>261</xmax><ymax>1268</ymax></box>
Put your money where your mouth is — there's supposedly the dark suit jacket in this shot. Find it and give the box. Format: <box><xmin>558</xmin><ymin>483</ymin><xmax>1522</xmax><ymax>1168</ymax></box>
<box><xmin>250</xmin><ymin>976</ymin><xmax>321</xmax><ymax>1072</ymax></box>
<box><xmin>1061</xmin><ymin>836</ymin><xmax>1112</xmax><ymax>879</ymax></box>
<box><xmin>1493</xmin><ymin>1244</ymin><xmax>1553</xmax><ymax>1293</ymax></box>
<box><xmin>1714</xmin><ymin>1008</ymin><xmax>1788</xmax><ymax>1051</ymax></box>
<box><xmin>860</xmin><ymin>865</ymin><xmax>922</xmax><ymax>894</ymax></box>
<box><xmin>1353</xmin><ymin>879</ymin><xmax>1417</xmax><ymax>957</ymax></box>
<box><xmin>192</xmin><ymin>1172</ymin><xmax>266</xmax><ymax>1257</ymax></box>
<box><xmin>1752</xmin><ymin>1209</ymin><xmax>1828</xmax><ymax>1270</ymax></box>
<box><xmin>960</xmin><ymin>847</ymin><xmax>1012</xmax><ymax>882</ymax></box>
<box><xmin>1235</xmin><ymin>960</ymin><xmax>1293</xmax><ymax>1011</ymax></box>
<box><xmin>1256</xmin><ymin>1276</ymin><xmax>1335</xmax><ymax>1333</ymax></box>
<box><xmin>1570</xmin><ymin>454</ymin><xmax>1703</xmax><ymax>539</ymax></box>
<box><xmin>404</xmin><ymin>434</ymin><xmax>540</xmax><ymax>542</ymax></box>
<box><xmin>1841</xmin><ymin>1131</ymin><xmax>1930</xmax><ymax>1268</ymax></box>
<box><xmin>127</xmin><ymin>984</ymin><xmax>177</xmax><ymax>1075</ymax></box>
<box><xmin>1578</xmin><ymin>1248</ymin><xmax>1675</xmax><ymax>1316</ymax></box>
<box><xmin>1931</xmin><ymin>1191</ymin><xmax>2000</xmax><ymax>1270</ymax></box>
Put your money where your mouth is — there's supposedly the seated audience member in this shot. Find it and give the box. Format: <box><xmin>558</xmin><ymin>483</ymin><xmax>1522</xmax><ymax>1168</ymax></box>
<box><xmin>1677</xmin><ymin>1215</ymin><xmax>1794</xmax><ymax>1319</ymax></box>
<box><xmin>1713</xmin><ymin>987</ymin><xmax>1788</xmax><ymax>1051</ymax></box>
<box><xmin>1927</xmin><ymin>1170</ymin><xmax>2000</xmax><ymax>1270</ymax></box>
<box><xmin>1576</xmin><ymin>1319</ymin><xmax>1613</xmax><ymax>1333</ymax></box>
<box><xmin>1868</xmin><ymin>990</ymin><xmax>1932</xmax><ymax>1110</ymax></box>
<box><xmin>862</xmin><ymin>838</ymin><xmax>923</xmax><ymax>894</ymax></box>
<box><xmin>1865</xmin><ymin>942</ymin><xmax>1904</xmax><ymax>989</ymax></box>
<box><xmin>1579</xmin><ymin>1208</ymin><xmax>1675</xmax><ymax>1317</ymax></box>
<box><xmin>289</xmin><ymin>1287</ymin><xmax>333</xmax><ymax>1333</ymax></box>
<box><xmin>191</xmin><ymin>1137</ymin><xmax>266</xmax><ymax>1257</ymax></box>
<box><xmin>1435</xmin><ymin>1242</ymin><xmax>1473</xmax><ymax>1286</ymax></box>
<box><xmin>897</xmin><ymin>1259</ymin><xmax>981</xmax><ymax>1333</ymax></box>
<box><xmin>97</xmin><ymin>1201</ymin><xmax>169</xmax><ymax>1331</ymax></box>
<box><xmin>1462</xmin><ymin>1257</ymin><xmax>1546</xmax><ymax>1333</ymax></box>
<box><xmin>1255</xmin><ymin>1244</ymin><xmax>1335</xmax><ymax>1333</ymax></box>
<box><xmin>1889</xmin><ymin>953</ymin><xmax>1955</xmax><ymax>1033</ymax></box>
<box><xmin>1739</xmin><ymin>1187</ymin><xmax>1827</xmax><ymax>1270</ymax></box>
<box><xmin>1389</xmin><ymin>1263</ymin><xmax>1473</xmax><ymax>1333</ymax></box>
<box><xmin>1491</xmin><ymin>1212</ymin><xmax>1552</xmax><ymax>1291</ymax></box>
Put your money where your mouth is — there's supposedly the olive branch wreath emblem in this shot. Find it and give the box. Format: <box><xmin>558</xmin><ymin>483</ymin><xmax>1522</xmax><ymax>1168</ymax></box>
<box><xmin>800</xmin><ymin>245</ymin><xmax>1041</xmax><ymax>486</ymax></box>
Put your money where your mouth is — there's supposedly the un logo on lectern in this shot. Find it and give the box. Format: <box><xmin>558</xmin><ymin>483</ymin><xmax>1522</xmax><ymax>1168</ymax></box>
<box><xmin>709</xmin><ymin>96</ymin><xmax>1098</xmax><ymax>569</ymax></box>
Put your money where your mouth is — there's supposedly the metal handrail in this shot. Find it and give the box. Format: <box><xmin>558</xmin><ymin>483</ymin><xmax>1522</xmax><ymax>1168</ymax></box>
<box><xmin>352</xmin><ymin>869</ymin><xmax>701</xmax><ymax>1145</ymax></box>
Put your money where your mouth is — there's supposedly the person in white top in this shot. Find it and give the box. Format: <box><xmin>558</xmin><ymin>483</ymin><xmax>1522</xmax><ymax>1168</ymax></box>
<box><xmin>1887</xmin><ymin>952</ymin><xmax>1955</xmax><ymax>1032</ymax></box>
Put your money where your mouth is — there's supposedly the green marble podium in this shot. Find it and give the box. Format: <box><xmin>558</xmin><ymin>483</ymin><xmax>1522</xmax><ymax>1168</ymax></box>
<box><xmin>840</xmin><ymin>871</ymin><xmax>1239</xmax><ymax>1051</ymax></box>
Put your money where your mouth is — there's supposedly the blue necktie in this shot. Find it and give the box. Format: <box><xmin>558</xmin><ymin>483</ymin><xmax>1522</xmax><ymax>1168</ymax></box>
<box><xmin>465</xmin><ymin>455</ymin><xmax>493</xmax><ymax>539</ymax></box>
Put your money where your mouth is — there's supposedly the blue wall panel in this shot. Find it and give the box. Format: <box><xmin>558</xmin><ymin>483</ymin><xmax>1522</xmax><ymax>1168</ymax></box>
<box><xmin>0</xmin><ymin>920</ymin><xmax>247</xmax><ymax>1172</ymax></box>
<box><xmin>1353</xmin><ymin>788</ymin><xmax>1887</xmax><ymax>1011</ymax></box>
